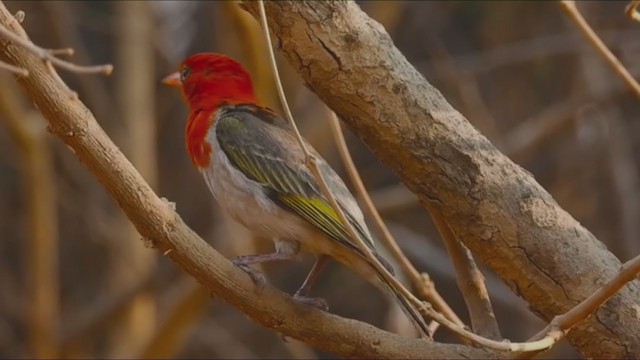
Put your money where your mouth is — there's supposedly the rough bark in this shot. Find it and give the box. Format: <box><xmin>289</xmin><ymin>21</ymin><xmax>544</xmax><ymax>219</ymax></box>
<box><xmin>243</xmin><ymin>2</ymin><xmax>640</xmax><ymax>358</ymax></box>
<box><xmin>0</xmin><ymin>2</ymin><xmax>493</xmax><ymax>359</ymax></box>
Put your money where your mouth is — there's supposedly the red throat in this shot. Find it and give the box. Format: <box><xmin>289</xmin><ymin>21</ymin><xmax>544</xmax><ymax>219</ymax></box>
<box><xmin>178</xmin><ymin>54</ymin><xmax>259</xmax><ymax>168</ymax></box>
<box><xmin>185</xmin><ymin>109</ymin><xmax>215</xmax><ymax>168</ymax></box>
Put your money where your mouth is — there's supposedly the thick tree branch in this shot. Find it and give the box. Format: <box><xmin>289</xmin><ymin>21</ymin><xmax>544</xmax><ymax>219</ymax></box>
<box><xmin>243</xmin><ymin>2</ymin><xmax>640</xmax><ymax>358</ymax></box>
<box><xmin>0</xmin><ymin>3</ymin><xmax>492</xmax><ymax>359</ymax></box>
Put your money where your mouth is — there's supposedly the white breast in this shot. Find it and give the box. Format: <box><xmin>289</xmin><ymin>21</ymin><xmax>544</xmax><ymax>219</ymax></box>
<box><xmin>200</xmin><ymin>122</ymin><xmax>320</xmax><ymax>248</ymax></box>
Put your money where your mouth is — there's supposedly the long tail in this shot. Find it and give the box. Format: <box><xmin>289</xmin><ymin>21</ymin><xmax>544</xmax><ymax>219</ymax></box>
<box><xmin>378</xmin><ymin>275</ymin><xmax>431</xmax><ymax>338</ymax></box>
<box><xmin>370</xmin><ymin>253</ymin><xmax>431</xmax><ymax>338</ymax></box>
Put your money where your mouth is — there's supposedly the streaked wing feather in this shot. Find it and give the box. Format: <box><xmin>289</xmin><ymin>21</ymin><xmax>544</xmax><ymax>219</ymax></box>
<box><xmin>215</xmin><ymin>106</ymin><xmax>375</xmax><ymax>253</ymax></box>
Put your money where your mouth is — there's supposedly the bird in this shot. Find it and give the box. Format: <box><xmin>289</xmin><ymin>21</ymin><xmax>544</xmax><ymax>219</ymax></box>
<box><xmin>163</xmin><ymin>52</ymin><xmax>429</xmax><ymax>337</ymax></box>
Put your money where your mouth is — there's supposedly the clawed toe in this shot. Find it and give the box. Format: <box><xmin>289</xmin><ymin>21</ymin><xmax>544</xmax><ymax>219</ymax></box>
<box><xmin>233</xmin><ymin>262</ymin><xmax>268</xmax><ymax>289</ymax></box>
<box><xmin>293</xmin><ymin>293</ymin><xmax>329</xmax><ymax>311</ymax></box>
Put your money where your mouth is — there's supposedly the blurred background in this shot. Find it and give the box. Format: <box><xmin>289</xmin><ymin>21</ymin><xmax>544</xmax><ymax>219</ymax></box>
<box><xmin>0</xmin><ymin>1</ymin><xmax>638</xmax><ymax>358</ymax></box>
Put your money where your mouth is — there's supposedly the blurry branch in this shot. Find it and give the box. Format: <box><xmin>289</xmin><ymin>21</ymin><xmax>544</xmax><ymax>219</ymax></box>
<box><xmin>109</xmin><ymin>2</ymin><xmax>157</xmax><ymax>357</ymax></box>
<box><xmin>44</xmin><ymin>1</ymin><xmax>115</xmax><ymax>123</ymax></box>
<box><xmin>421</xmin><ymin>29</ymin><xmax>640</xmax><ymax>81</ymax></box>
<box><xmin>137</xmin><ymin>279</ymin><xmax>211</xmax><ymax>358</ymax></box>
<box><xmin>0</xmin><ymin>72</ymin><xmax>59</xmax><ymax>358</ymax></box>
<box><xmin>197</xmin><ymin>320</ymin><xmax>260</xmax><ymax>359</ymax></box>
<box><xmin>425</xmin><ymin>37</ymin><xmax>499</xmax><ymax>142</ymax></box>
<box><xmin>326</xmin><ymin>112</ymin><xmax>464</xmax><ymax>332</ymax></box>
<box><xmin>365</xmin><ymin>1</ymin><xmax>405</xmax><ymax>35</ymax></box>
<box><xmin>242</xmin><ymin>2</ymin><xmax>640</xmax><ymax>357</ymax></box>
<box><xmin>428</xmin><ymin>209</ymin><xmax>501</xmax><ymax>340</ymax></box>
<box><xmin>626</xmin><ymin>0</ymin><xmax>640</xmax><ymax>22</ymax></box>
<box><xmin>389</xmin><ymin>223</ymin><xmax>538</xmax><ymax>322</ymax></box>
<box><xmin>223</xmin><ymin>1</ymin><xmax>278</xmax><ymax>109</ymax></box>
<box><xmin>282</xmin><ymin>339</ymin><xmax>318</xmax><ymax>360</ymax></box>
<box><xmin>502</xmin><ymin>96</ymin><xmax>581</xmax><ymax>163</ymax></box>
<box><xmin>560</xmin><ymin>1</ymin><xmax>640</xmax><ymax>99</ymax></box>
<box><xmin>522</xmin><ymin>252</ymin><xmax>640</xmax><ymax>358</ymax></box>
<box><xmin>503</xmin><ymin>85</ymin><xmax>630</xmax><ymax>164</ymax></box>
<box><xmin>370</xmin><ymin>184</ymin><xmax>419</xmax><ymax>214</ymax></box>
<box><xmin>606</xmin><ymin>117</ymin><xmax>640</xmax><ymax>256</ymax></box>
<box><xmin>0</xmin><ymin>57</ymin><xmax>26</xmax><ymax>75</ymax></box>
<box><xmin>60</xmin><ymin>273</ymin><xmax>154</xmax><ymax>350</ymax></box>
<box><xmin>0</xmin><ymin>15</ymin><xmax>111</xmax><ymax>76</ymax></box>
<box><xmin>0</xmin><ymin>3</ymin><xmax>489</xmax><ymax>358</ymax></box>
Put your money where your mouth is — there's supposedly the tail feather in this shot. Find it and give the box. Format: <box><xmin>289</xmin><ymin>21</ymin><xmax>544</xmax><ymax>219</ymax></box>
<box><xmin>378</xmin><ymin>275</ymin><xmax>431</xmax><ymax>338</ymax></box>
<box><xmin>373</xmin><ymin>254</ymin><xmax>430</xmax><ymax>336</ymax></box>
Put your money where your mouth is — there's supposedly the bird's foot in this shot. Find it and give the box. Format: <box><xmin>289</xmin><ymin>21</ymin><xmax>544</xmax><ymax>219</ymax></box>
<box><xmin>293</xmin><ymin>293</ymin><xmax>329</xmax><ymax>311</ymax></box>
<box><xmin>232</xmin><ymin>260</ymin><xmax>268</xmax><ymax>289</ymax></box>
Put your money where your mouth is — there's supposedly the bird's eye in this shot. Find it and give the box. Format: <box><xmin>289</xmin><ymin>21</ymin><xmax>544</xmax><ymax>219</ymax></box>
<box><xmin>180</xmin><ymin>67</ymin><xmax>191</xmax><ymax>82</ymax></box>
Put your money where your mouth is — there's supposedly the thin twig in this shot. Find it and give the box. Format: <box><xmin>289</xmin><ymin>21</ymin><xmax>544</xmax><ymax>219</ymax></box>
<box><xmin>429</xmin><ymin>209</ymin><xmax>501</xmax><ymax>340</ymax></box>
<box><xmin>13</xmin><ymin>10</ymin><xmax>24</xmax><ymax>23</ymax></box>
<box><xmin>137</xmin><ymin>279</ymin><xmax>211</xmax><ymax>358</ymax></box>
<box><xmin>257</xmin><ymin>1</ymin><xmax>308</xmax><ymax>155</ymax></box>
<box><xmin>60</xmin><ymin>273</ymin><xmax>154</xmax><ymax>349</ymax></box>
<box><xmin>560</xmin><ymin>0</ymin><xmax>640</xmax><ymax>99</ymax></box>
<box><xmin>107</xmin><ymin>2</ymin><xmax>157</xmax><ymax>357</ymax></box>
<box><xmin>326</xmin><ymin>111</ymin><xmax>464</xmax><ymax>329</ymax></box>
<box><xmin>521</xmin><ymin>253</ymin><xmax>640</xmax><ymax>358</ymax></box>
<box><xmin>0</xmin><ymin>58</ymin><xmax>26</xmax><ymax>75</ymax></box>
<box><xmin>626</xmin><ymin>0</ymin><xmax>640</xmax><ymax>22</ymax></box>
<box><xmin>370</xmin><ymin>184</ymin><xmax>419</xmax><ymax>213</ymax></box>
<box><xmin>0</xmin><ymin>21</ymin><xmax>112</xmax><ymax>75</ymax></box>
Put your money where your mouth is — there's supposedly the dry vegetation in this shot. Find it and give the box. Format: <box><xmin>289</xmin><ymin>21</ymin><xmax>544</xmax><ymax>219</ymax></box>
<box><xmin>0</xmin><ymin>1</ymin><xmax>638</xmax><ymax>359</ymax></box>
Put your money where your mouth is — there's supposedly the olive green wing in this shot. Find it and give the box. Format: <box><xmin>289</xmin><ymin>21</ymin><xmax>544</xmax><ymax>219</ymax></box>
<box><xmin>215</xmin><ymin>105</ymin><xmax>374</xmax><ymax>253</ymax></box>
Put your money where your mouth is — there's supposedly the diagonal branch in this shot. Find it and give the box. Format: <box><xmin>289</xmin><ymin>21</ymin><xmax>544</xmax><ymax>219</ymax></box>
<box><xmin>560</xmin><ymin>1</ymin><xmax>640</xmax><ymax>99</ymax></box>
<box><xmin>0</xmin><ymin>2</ymin><xmax>491</xmax><ymax>359</ymax></box>
<box><xmin>626</xmin><ymin>0</ymin><xmax>640</xmax><ymax>22</ymax></box>
<box><xmin>428</xmin><ymin>208</ymin><xmax>501</xmax><ymax>340</ymax></box>
<box><xmin>521</xmin><ymin>252</ymin><xmax>640</xmax><ymax>358</ymax></box>
<box><xmin>0</xmin><ymin>19</ymin><xmax>112</xmax><ymax>75</ymax></box>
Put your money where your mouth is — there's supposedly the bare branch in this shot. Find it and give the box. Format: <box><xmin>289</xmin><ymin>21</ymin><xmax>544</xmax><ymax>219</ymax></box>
<box><xmin>107</xmin><ymin>2</ymin><xmax>157</xmax><ymax>356</ymax></box>
<box><xmin>137</xmin><ymin>279</ymin><xmax>211</xmax><ymax>358</ymax></box>
<box><xmin>626</xmin><ymin>0</ymin><xmax>640</xmax><ymax>22</ymax></box>
<box><xmin>0</xmin><ymin>2</ymin><xmax>491</xmax><ymax>358</ymax></box>
<box><xmin>522</xmin><ymin>253</ymin><xmax>640</xmax><ymax>357</ymax></box>
<box><xmin>61</xmin><ymin>273</ymin><xmax>154</xmax><ymax>349</ymax></box>
<box><xmin>0</xmin><ymin>20</ymin><xmax>112</xmax><ymax>75</ymax></box>
<box><xmin>560</xmin><ymin>1</ymin><xmax>640</xmax><ymax>99</ymax></box>
<box><xmin>429</xmin><ymin>209</ymin><xmax>501</xmax><ymax>340</ymax></box>
<box><xmin>0</xmin><ymin>59</ymin><xmax>26</xmax><ymax>75</ymax></box>
<box><xmin>13</xmin><ymin>10</ymin><xmax>23</xmax><ymax>23</ymax></box>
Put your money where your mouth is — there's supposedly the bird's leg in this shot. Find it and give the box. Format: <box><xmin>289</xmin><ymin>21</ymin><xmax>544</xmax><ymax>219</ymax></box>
<box><xmin>232</xmin><ymin>240</ymin><xmax>299</xmax><ymax>287</ymax></box>
<box><xmin>293</xmin><ymin>255</ymin><xmax>330</xmax><ymax>311</ymax></box>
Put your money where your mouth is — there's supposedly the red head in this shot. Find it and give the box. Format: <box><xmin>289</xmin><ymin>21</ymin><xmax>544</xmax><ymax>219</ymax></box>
<box><xmin>163</xmin><ymin>53</ymin><xmax>258</xmax><ymax>110</ymax></box>
<box><xmin>163</xmin><ymin>53</ymin><xmax>258</xmax><ymax>168</ymax></box>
